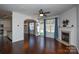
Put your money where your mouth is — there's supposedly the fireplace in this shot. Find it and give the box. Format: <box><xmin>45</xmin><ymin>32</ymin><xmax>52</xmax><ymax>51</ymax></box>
<box><xmin>61</xmin><ymin>32</ymin><xmax>69</xmax><ymax>43</ymax></box>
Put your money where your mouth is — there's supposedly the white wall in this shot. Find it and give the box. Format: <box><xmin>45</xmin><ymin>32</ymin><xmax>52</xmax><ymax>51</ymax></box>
<box><xmin>12</xmin><ymin>12</ymin><xmax>26</xmax><ymax>42</ymax></box>
<box><xmin>59</xmin><ymin>7</ymin><xmax>77</xmax><ymax>46</ymax></box>
<box><xmin>77</xmin><ymin>5</ymin><xmax>79</xmax><ymax>51</ymax></box>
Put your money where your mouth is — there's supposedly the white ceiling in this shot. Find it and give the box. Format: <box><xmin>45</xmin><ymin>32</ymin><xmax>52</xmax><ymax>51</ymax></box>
<box><xmin>0</xmin><ymin>4</ymin><xmax>74</xmax><ymax>17</ymax></box>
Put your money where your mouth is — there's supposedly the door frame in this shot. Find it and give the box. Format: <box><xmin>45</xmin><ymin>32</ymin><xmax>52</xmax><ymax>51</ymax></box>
<box><xmin>24</xmin><ymin>20</ymin><xmax>36</xmax><ymax>36</ymax></box>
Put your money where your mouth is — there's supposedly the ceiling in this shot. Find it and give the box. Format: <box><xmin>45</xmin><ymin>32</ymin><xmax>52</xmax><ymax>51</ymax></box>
<box><xmin>0</xmin><ymin>4</ymin><xmax>75</xmax><ymax>18</ymax></box>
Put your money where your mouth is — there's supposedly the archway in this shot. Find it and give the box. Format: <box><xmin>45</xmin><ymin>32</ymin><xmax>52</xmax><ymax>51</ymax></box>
<box><xmin>24</xmin><ymin>19</ymin><xmax>36</xmax><ymax>40</ymax></box>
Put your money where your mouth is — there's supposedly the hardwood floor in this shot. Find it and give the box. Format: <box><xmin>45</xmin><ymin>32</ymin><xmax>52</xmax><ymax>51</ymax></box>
<box><xmin>0</xmin><ymin>34</ymin><xmax>78</xmax><ymax>54</ymax></box>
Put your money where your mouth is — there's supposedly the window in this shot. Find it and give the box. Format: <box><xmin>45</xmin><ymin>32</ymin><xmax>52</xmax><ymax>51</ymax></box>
<box><xmin>39</xmin><ymin>20</ymin><xmax>44</xmax><ymax>36</ymax></box>
<box><xmin>46</xmin><ymin>19</ymin><xmax>55</xmax><ymax>38</ymax></box>
<box><xmin>46</xmin><ymin>19</ymin><xmax>55</xmax><ymax>33</ymax></box>
<box><xmin>29</xmin><ymin>23</ymin><xmax>34</xmax><ymax>31</ymax></box>
<box><xmin>39</xmin><ymin>19</ymin><xmax>55</xmax><ymax>38</ymax></box>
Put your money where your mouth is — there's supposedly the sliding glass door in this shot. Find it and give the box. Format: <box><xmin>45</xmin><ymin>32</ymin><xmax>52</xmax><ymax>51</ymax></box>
<box><xmin>46</xmin><ymin>19</ymin><xmax>55</xmax><ymax>38</ymax></box>
<box><xmin>39</xmin><ymin>18</ymin><xmax>55</xmax><ymax>38</ymax></box>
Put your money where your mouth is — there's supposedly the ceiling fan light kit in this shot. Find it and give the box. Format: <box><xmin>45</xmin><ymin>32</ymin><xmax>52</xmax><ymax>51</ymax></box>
<box><xmin>40</xmin><ymin>13</ymin><xmax>44</xmax><ymax>16</ymax></box>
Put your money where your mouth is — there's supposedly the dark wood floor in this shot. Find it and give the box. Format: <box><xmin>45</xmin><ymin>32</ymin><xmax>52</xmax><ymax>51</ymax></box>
<box><xmin>0</xmin><ymin>34</ymin><xmax>78</xmax><ymax>54</ymax></box>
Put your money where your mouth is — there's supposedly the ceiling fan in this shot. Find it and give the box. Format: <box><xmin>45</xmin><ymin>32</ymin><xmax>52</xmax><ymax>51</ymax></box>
<box><xmin>39</xmin><ymin>9</ymin><xmax>50</xmax><ymax>17</ymax></box>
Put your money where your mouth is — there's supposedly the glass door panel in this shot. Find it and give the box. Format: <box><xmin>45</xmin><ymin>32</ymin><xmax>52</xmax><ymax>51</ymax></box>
<box><xmin>46</xmin><ymin>19</ymin><xmax>55</xmax><ymax>38</ymax></box>
<box><xmin>39</xmin><ymin>20</ymin><xmax>44</xmax><ymax>36</ymax></box>
<box><xmin>29</xmin><ymin>22</ymin><xmax>34</xmax><ymax>35</ymax></box>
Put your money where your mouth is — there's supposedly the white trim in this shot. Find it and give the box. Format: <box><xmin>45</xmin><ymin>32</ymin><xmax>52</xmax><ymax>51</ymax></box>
<box><xmin>57</xmin><ymin>39</ymin><xmax>79</xmax><ymax>53</ymax></box>
<box><xmin>57</xmin><ymin>39</ymin><xmax>70</xmax><ymax>46</ymax></box>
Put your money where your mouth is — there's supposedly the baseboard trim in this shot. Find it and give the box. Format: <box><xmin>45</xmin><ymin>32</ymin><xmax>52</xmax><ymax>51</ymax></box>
<box><xmin>36</xmin><ymin>35</ymin><xmax>54</xmax><ymax>39</ymax></box>
<box><xmin>13</xmin><ymin>40</ymin><xmax>23</xmax><ymax>44</ymax></box>
<box><xmin>57</xmin><ymin>39</ymin><xmax>79</xmax><ymax>53</ymax></box>
<box><xmin>56</xmin><ymin>39</ymin><xmax>71</xmax><ymax>46</ymax></box>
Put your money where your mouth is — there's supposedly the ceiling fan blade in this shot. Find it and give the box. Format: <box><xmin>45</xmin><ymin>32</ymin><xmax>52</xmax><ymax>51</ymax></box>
<box><xmin>44</xmin><ymin>14</ymin><xmax>47</xmax><ymax>17</ymax></box>
<box><xmin>39</xmin><ymin>9</ymin><xmax>43</xmax><ymax>14</ymax></box>
<box><xmin>44</xmin><ymin>11</ymin><xmax>50</xmax><ymax>14</ymax></box>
